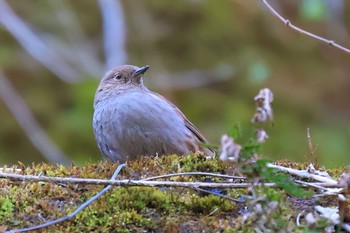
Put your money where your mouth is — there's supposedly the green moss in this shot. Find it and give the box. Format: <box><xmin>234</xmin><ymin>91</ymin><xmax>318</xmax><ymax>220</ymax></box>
<box><xmin>0</xmin><ymin>155</ymin><xmax>345</xmax><ymax>232</ymax></box>
<box><xmin>179</xmin><ymin>154</ymin><xmax>225</xmax><ymax>173</ymax></box>
<box><xmin>0</xmin><ymin>196</ymin><xmax>14</xmax><ymax>219</ymax></box>
<box><xmin>179</xmin><ymin>192</ymin><xmax>233</xmax><ymax>214</ymax></box>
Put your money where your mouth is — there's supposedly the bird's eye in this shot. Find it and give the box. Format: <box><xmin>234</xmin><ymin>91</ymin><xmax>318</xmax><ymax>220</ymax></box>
<box><xmin>114</xmin><ymin>74</ymin><xmax>122</xmax><ymax>80</ymax></box>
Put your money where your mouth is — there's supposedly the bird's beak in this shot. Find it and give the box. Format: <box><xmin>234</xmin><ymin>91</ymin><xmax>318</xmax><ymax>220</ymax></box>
<box><xmin>133</xmin><ymin>65</ymin><xmax>150</xmax><ymax>77</ymax></box>
<box><xmin>132</xmin><ymin>65</ymin><xmax>150</xmax><ymax>84</ymax></box>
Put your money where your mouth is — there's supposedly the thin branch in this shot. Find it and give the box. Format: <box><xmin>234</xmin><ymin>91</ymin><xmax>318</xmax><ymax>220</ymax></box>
<box><xmin>6</xmin><ymin>164</ymin><xmax>126</xmax><ymax>233</ymax></box>
<box><xmin>142</xmin><ymin>172</ymin><xmax>245</xmax><ymax>181</ymax></box>
<box><xmin>267</xmin><ymin>163</ymin><xmax>338</xmax><ymax>185</ymax></box>
<box><xmin>0</xmin><ymin>0</ymin><xmax>81</xmax><ymax>82</ymax></box>
<box><xmin>0</xmin><ymin>71</ymin><xmax>71</xmax><ymax>165</ymax></box>
<box><xmin>0</xmin><ymin>171</ymin><xmax>275</xmax><ymax>188</ymax></box>
<box><xmin>0</xmin><ymin>163</ymin><xmax>342</xmax><ymax>189</ymax></box>
<box><xmin>261</xmin><ymin>0</ymin><xmax>350</xmax><ymax>53</ymax></box>
<box><xmin>307</xmin><ymin>128</ymin><xmax>318</xmax><ymax>166</ymax></box>
<box><xmin>295</xmin><ymin>180</ymin><xmax>343</xmax><ymax>196</ymax></box>
<box><xmin>193</xmin><ymin>187</ymin><xmax>245</xmax><ymax>203</ymax></box>
<box><xmin>294</xmin><ymin>182</ymin><xmax>343</xmax><ymax>188</ymax></box>
<box><xmin>296</xmin><ymin>212</ymin><xmax>303</xmax><ymax>227</ymax></box>
<box><xmin>0</xmin><ymin>168</ymin><xmax>21</xmax><ymax>173</ymax></box>
<box><xmin>143</xmin><ymin>172</ymin><xmax>246</xmax><ymax>203</ymax></box>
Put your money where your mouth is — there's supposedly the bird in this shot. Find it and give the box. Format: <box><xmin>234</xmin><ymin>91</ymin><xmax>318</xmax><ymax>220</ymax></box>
<box><xmin>93</xmin><ymin>65</ymin><xmax>214</xmax><ymax>162</ymax></box>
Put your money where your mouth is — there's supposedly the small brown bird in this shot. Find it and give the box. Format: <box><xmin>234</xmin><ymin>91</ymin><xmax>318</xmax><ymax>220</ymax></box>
<box><xmin>93</xmin><ymin>65</ymin><xmax>214</xmax><ymax>162</ymax></box>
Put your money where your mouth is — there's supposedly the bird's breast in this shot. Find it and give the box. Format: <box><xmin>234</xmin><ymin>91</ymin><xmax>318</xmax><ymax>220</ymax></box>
<box><xmin>97</xmin><ymin>91</ymin><xmax>186</xmax><ymax>135</ymax></box>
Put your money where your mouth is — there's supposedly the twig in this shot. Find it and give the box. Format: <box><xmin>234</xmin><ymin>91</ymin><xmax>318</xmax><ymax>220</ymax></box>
<box><xmin>307</xmin><ymin>128</ymin><xmax>314</xmax><ymax>163</ymax></box>
<box><xmin>307</xmin><ymin>128</ymin><xmax>317</xmax><ymax>166</ymax></box>
<box><xmin>6</xmin><ymin>164</ymin><xmax>126</xmax><ymax>233</ymax></box>
<box><xmin>1</xmin><ymin>163</ymin><xmax>341</xmax><ymax>189</ymax></box>
<box><xmin>296</xmin><ymin>212</ymin><xmax>303</xmax><ymax>226</ymax></box>
<box><xmin>295</xmin><ymin>180</ymin><xmax>334</xmax><ymax>191</ymax></box>
<box><xmin>193</xmin><ymin>187</ymin><xmax>245</xmax><ymax>203</ymax></box>
<box><xmin>294</xmin><ymin>182</ymin><xmax>342</xmax><ymax>188</ymax></box>
<box><xmin>142</xmin><ymin>172</ymin><xmax>246</xmax><ymax>203</ymax></box>
<box><xmin>295</xmin><ymin>180</ymin><xmax>343</xmax><ymax>195</ymax></box>
<box><xmin>142</xmin><ymin>172</ymin><xmax>245</xmax><ymax>181</ymax></box>
<box><xmin>267</xmin><ymin>163</ymin><xmax>338</xmax><ymax>185</ymax></box>
<box><xmin>0</xmin><ymin>71</ymin><xmax>71</xmax><ymax>165</ymax></box>
<box><xmin>261</xmin><ymin>0</ymin><xmax>350</xmax><ymax>53</ymax></box>
<box><xmin>0</xmin><ymin>171</ymin><xmax>274</xmax><ymax>188</ymax></box>
<box><xmin>0</xmin><ymin>168</ymin><xmax>21</xmax><ymax>173</ymax></box>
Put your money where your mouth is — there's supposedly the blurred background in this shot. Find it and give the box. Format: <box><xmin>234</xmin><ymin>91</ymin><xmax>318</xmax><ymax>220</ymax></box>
<box><xmin>0</xmin><ymin>0</ymin><xmax>349</xmax><ymax>167</ymax></box>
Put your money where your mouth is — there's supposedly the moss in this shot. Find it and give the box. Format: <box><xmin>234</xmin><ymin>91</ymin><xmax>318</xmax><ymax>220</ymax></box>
<box><xmin>179</xmin><ymin>154</ymin><xmax>225</xmax><ymax>174</ymax></box>
<box><xmin>0</xmin><ymin>154</ymin><xmax>346</xmax><ymax>232</ymax></box>
<box><xmin>0</xmin><ymin>196</ymin><xmax>14</xmax><ymax>220</ymax></box>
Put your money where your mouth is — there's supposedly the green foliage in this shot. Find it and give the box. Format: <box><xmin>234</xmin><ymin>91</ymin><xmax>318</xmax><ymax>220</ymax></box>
<box><xmin>256</xmin><ymin>160</ymin><xmax>313</xmax><ymax>198</ymax></box>
<box><xmin>228</xmin><ymin>122</ymin><xmax>242</xmax><ymax>139</ymax></box>
<box><xmin>241</xmin><ymin>140</ymin><xmax>261</xmax><ymax>159</ymax></box>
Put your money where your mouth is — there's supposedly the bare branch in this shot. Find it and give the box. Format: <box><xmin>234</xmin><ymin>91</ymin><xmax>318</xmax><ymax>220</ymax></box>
<box><xmin>141</xmin><ymin>172</ymin><xmax>245</xmax><ymax>181</ymax></box>
<box><xmin>0</xmin><ymin>0</ymin><xmax>81</xmax><ymax>82</ymax></box>
<box><xmin>1</xmin><ymin>165</ymin><xmax>341</xmax><ymax>189</ymax></box>
<box><xmin>0</xmin><ymin>171</ymin><xmax>275</xmax><ymax>188</ymax></box>
<box><xmin>0</xmin><ymin>71</ymin><xmax>71</xmax><ymax>165</ymax></box>
<box><xmin>307</xmin><ymin>128</ymin><xmax>318</xmax><ymax>166</ymax></box>
<box><xmin>193</xmin><ymin>187</ymin><xmax>245</xmax><ymax>203</ymax></box>
<box><xmin>261</xmin><ymin>0</ymin><xmax>350</xmax><ymax>53</ymax></box>
<box><xmin>99</xmin><ymin>0</ymin><xmax>127</xmax><ymax>70</ymax></box>
<box><xmin>0</xmin><ymin>168</ymin><xmax>21</xmax><ymax>173</ymax></box>
<box><xmin>295</xmin><ymin>180</ymin><xmax>343</xmax><ymax>196</ymax></box>
<box><xmin>267</xmin><ymin>163</ymin><xmax>338</xmax><ymax>185</ymax></box>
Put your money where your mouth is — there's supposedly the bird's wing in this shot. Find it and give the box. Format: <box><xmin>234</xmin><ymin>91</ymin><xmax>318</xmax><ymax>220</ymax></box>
<box><xmin>149</xmin><ymin>91</ymin><xmax>208</xmax><ymax>143</ymax></box>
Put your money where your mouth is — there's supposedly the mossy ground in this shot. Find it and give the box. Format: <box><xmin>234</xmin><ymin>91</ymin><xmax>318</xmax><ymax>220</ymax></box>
<box><xmin>0</xmin><ymin>154</ymin><xmax>346</xmax><ymax>232</ymax></box>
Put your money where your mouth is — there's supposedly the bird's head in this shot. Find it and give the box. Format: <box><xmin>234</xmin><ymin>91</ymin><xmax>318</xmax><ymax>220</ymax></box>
<box><xmin>99</xmin><ymin>65</ymin><xmax>150</xmax><ymax>89</ymax></box>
